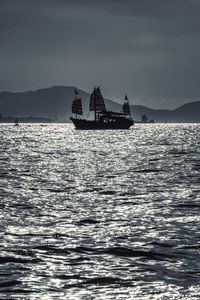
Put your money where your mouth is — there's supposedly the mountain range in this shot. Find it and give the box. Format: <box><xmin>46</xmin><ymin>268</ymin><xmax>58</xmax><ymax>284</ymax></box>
<box><xmin>0</xmin><ymin>86</ymin><xmax>200</xmax><ymax>123</ymax></box>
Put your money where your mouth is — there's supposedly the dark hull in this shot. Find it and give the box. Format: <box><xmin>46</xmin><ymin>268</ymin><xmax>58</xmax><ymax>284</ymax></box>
<box><xmin>70</xmin><ymin>117</ymin><xmax>134</xmax><ymax>130</ymax></box>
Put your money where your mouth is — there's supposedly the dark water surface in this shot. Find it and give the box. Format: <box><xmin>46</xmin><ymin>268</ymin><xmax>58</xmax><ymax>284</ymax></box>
<box><xmin>0</xmin><ymin>124</ymin><xmax>200</xmax><ymax>299</ymax></box>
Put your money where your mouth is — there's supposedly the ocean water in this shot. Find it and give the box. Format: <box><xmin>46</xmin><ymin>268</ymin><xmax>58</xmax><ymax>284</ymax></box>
<box><xmin>0</xmin><ymin>123</ymin><xmax>200</xmax><ymax>299</ymax></box>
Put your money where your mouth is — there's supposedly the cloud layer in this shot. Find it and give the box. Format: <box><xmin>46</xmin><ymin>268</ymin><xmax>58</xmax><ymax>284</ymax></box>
<box><xmin>1</xmin><ymin>0</ymin><xmax>200</xmax><ymax>108</ymax></box>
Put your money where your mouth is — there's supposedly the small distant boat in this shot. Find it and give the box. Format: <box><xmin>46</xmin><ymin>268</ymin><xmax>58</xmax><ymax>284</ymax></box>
<box><xmin>14</xmin><ymin>118</ymin><xmax>19</xmax><ymax>126</ymax></box>
<box><xmin>70</xmin><ymin>87</ymin><xmax>134</xmax><ymax>130</ymax></box>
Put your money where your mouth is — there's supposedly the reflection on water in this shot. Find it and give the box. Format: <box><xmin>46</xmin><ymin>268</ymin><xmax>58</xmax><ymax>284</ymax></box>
<box><xmin>0</xmin><ymin>124</ymin><xmax>200</xmax><ymax>299</ymax></box>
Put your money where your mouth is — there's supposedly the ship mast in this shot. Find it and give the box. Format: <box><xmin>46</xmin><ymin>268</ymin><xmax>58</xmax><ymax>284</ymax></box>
<box><xmin>123</xmin><ymin>94</ymin><xmax>131</xmax><ymax>117</ymax></box>
<box><xmin>72</xmin><ymin>88</ymin><xmax>83</xmax><ymax>119</ymax></box>
<box><xmin>94</xmin><ymin>87</ymin><xmax>97</xmax><ymax>123</ymax></box>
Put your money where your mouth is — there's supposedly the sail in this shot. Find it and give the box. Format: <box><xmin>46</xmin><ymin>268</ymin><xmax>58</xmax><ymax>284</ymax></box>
<box><xmin>89</xmin><ymin>87</ymin><xmax>106</xmax><ymax>112</ymax></box>
<box><xmin>89</xmin><ymin>88</ymin><xmax>96</xmax><ymax>112</ymax></box>
<box><xmin>72</xmin><ymin>99</ymin><xmax>82</xmax><ymax>115</ymax></box>
<box><xmin>123</xmin><ymin>94</ymin><xmax>131</xmax><ymax>114</ymax></box>
<box><xmin>72</xmin><ymin>88</ymin><xmax>83</xmax><ymax>115</ymax></box>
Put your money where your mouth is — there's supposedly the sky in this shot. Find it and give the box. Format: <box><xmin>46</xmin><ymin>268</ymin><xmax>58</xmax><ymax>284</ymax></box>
<box><xmin>1</xmin><ymin>0</ymin><xmax>200</xmax><ymax>108</ymax></box>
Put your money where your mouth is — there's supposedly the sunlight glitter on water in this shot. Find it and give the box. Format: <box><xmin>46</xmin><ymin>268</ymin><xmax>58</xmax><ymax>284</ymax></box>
<box><xmin>0</xmin><ymin>123</ymin><xmax>200</xmax><ymax>299</ymax></box>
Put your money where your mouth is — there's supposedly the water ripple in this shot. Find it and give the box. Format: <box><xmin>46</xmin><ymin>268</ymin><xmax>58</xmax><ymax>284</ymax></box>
<box><xmin>0</xmin><ymin>124</ymin><xmax>200</xmax><ymax>299</ymax></box>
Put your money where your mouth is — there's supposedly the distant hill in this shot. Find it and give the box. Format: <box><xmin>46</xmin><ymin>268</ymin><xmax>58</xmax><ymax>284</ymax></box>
<box><xmin>172</xmin><ymin>101</ymin><xmax>200</xmax><ymax>122</ymax></box>
<box><xmin>0</xmin><ymin>86</ymin><xmax>122</xmax><ymax>122</ymax></box>
<box><xmin>132</xmin><ymin>101</ymin><xmax>200</xmax><ymax>122</ymax></box>
<box><xmin>131</xmin><ymin>105</ymin><xmax>171</xmax><ymax>123</ymax></box>
<box><xmin>0</xmin><ymin>86</ymin><xmax>199</xmax><ymax>123</ymax></box>
<box><xmin>0</xmin><ymin>86</ymin><xmax>79</xmax><ymax>122</ymax></box>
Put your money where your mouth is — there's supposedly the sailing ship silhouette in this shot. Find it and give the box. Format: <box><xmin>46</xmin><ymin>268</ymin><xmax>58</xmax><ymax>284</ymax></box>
<box><xmin>70</xmin><ymin>87</ymin><xmax>134</xmax><ymax>130</ymax></box>
<box><xmin>14</xmin><ymin>118</ymin><xmax>19</xmax><ymax>126</ymax></box>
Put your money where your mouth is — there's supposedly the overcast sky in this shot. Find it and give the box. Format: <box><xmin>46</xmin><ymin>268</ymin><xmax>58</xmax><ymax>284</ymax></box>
<box><xmin>1</xmin><ymin>0</ymin><xmax>200</xmax><ymax>108</ymax></box>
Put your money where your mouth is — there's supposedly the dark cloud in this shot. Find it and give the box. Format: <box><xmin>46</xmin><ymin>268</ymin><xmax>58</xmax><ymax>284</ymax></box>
<box><xmin>0</xmin><ymin>0</ymin><xmax>200</xmax><ymax>108</ymax></box>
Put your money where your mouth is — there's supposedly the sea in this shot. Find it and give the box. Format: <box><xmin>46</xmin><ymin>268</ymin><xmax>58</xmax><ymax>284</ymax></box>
<box><xmin>0</xmin><ymin>123</ymin><xmax>200</xmax><ymax>299</ymax></box>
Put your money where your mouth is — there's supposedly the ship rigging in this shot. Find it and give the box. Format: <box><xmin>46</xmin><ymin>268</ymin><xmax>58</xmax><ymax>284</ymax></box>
<box><xmin>70</xmin><ymin>87</ymin><xmax>134</xmax><ymax>130</ymax></box>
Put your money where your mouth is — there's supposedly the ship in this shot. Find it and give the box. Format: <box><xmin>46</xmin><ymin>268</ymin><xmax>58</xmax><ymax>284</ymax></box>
<box><xmin>70</xmin><ymin>87</ymin><xmax>134</xmax><ymax>130</ymax></box>
<box><xmin>14</xmin><ymin>118</ymin><xmax>19</xmax><ymax>126</ymax></box>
